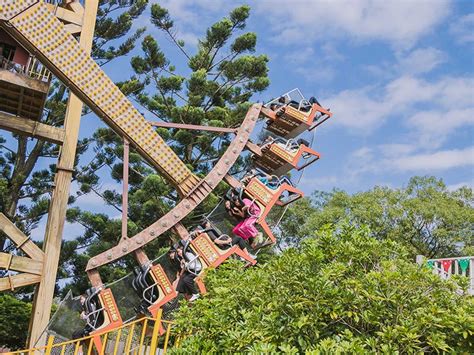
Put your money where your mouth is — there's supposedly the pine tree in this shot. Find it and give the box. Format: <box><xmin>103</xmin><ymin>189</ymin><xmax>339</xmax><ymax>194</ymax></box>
<box><xmin>63</xmin><ymin>4</ymin><xmax>270</xmax><ymax>293</ymax></box>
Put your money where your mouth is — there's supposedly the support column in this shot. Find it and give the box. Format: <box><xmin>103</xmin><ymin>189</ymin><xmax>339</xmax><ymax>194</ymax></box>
<box><xmin>121</xmin><ymin>140</ymin><xmax>129</xmax><ymax>242</ymax></box>
<box><xmin>27</xmin><ymin>0</ymin><xmax>99</xmax><ymax>347</ymax></box>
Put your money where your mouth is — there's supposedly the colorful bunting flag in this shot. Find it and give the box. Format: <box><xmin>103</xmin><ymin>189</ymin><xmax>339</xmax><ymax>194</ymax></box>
<box><xmin>458</xmin><ymin>259</ymin><xmax>469</xmax><ymax>273</ymax></box>
<box><xmin>441</xmin><ymin>259</ymin><xmax>452</xmax><ymax>273</ymax></box>
<box><xmin>426</xmin><ymin>260</ymin><xmax>435</xmax><ymax>269</ymax></box>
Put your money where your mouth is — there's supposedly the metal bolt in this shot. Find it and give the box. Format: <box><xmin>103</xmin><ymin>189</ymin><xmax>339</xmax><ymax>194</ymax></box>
<box><xmin>174</xmin><ymin>213</ymin><xmax>180</xmax><ymax>219</ymax></box>
<box><xmin>106</xmin><ymin>252</ymin><xmax>112</xmax><ymax>260</ymax></box>
<box><xmin>136</xmin><ymin>238</ymin><xmax>143</xmax><ymax>244</ymax></box>
<box><xmin>150</xmin><ymin>231</ymin><xmax>155</xmax><ymax>236</ymax></box>
<box><xmin>224</xmin><ymin>159</ymin><xmax>230</xmax><ymax>165</ymax></box>
<box><xmin>91</xmin><ymin>260</ymin><xmax>97</xmax><ymax>266</ymax></box>
<box><xmin>239</xmin><ymin>138</ymin><xmax>244</xmax><ymax>143</ymax></box>
<box><xmin>122</xmin><ymin>246</ymin><xmax>128</xmax><ymax>252</ymax></box>
<box><xmin>185</xmin><ymin>203</ymin><xmax>191</xmax><ymax>209</ymax></box>
<box><xmin>162</xmin><ymin>222</ymin><xmax>167</xmax><ymax>227</ymax></box>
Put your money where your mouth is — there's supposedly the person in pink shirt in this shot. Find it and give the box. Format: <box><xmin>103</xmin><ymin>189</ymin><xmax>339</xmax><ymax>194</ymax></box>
<box><xmin>232</xmin><ymin>197</ymin><xmax>263</xmax><ymax>248</ymax></box>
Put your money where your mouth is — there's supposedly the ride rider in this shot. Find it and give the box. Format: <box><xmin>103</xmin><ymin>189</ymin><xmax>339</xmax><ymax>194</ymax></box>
<box><xmin>170</xmin><ymin>240</ymin><xmax>201</xmax><ymax>302</ymax></box>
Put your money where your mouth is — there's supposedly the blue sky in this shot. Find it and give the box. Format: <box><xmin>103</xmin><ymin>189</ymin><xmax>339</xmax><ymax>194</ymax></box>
<box><xmin>124</xmin><ymin>0</ymin><xmax>474</xmax><ymax>194</ymax></box>
<box><xmin>17</xmin><ymin>0</ymin><xmax>474</xmax><ymax>240</ymax></box>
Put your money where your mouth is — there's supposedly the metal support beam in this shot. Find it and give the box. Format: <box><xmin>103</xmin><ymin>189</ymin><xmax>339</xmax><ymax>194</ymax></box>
<box><xmin>245</xmin><ymin>141</ymin><xmax>262</xmax><ymax>156</ymax></box>
<box><xmin>121</xmin><ymin>140</ymin><xmax>129</xmax><ymax>242</ymax></box>
<box><xmin>0</xmin><ymin>111</ymin><xmax>65</xmax><ymax>144</ymax></box>
<box><xmin>27</xmin><ymin>0</ymin><xmax>99</xmax><ymax>348</ymax></box>
<box><xmin>149</xmin><ymin>121</ymin><xmax>238</xmax><ymax>134</ymax></box>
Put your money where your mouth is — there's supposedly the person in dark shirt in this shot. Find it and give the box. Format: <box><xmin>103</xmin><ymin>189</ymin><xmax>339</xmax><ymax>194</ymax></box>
<box><xmin>170</xmin><ymin>241</ymin><xmax>201</xmax><ymax>302</ymax></box>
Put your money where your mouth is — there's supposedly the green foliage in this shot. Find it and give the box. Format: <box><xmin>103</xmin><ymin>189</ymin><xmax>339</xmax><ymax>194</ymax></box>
<box><xmin>281</xmin><ymin>176</ymin><xmax>474</xmax><ymax>258</ymax></box>
<box><xmin>170</xmin><ymin>223</ymin><xmax>474</xmax><ymax>353</ymax></box>
<box><xmin>0</xmin><ymin>294</ymin><xmax>31</xmax><ymax>350</ymax></box>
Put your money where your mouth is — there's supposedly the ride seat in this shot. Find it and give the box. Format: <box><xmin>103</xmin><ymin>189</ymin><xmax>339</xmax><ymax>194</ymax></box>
<box><xmin>147</xmin><ymin>264</ymin><xmax>177</xmax><ymax>319</ymax></box>
<box><xmin>85</xmin><ymin>288</ymin><xmax>123</xmax><ymax>353</ymax></box>
<box><xmin>254</xmin><ymin>140</ymin><xmax>321</xmax><ymax>176</ymax></box>
<box><xmin>243</xmin><ymin>177</ymin><xmax>303</xmax><ymax>244</ymax></box>
<box><xmin>262</xmin><ymin>103</ymin><xmax>332</xmax><ymax>138</ymax></box>
<box><xmin>191</xmin><ymin>232</ymin><xmax>256</xmax><ymax>269</ymax></box>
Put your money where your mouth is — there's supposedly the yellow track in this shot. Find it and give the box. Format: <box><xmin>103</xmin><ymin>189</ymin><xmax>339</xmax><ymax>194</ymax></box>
<box><xmin>0</xmin><ymin>0</ymin><xmax>198</xmax><ymax>194</ymax></box>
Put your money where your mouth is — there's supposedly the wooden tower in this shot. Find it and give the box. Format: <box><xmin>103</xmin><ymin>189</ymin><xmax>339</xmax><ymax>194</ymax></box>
<box><xmin>0</xmin><ymin>0</ymin><xmax>99</xmax><ymax>347</ymax></box>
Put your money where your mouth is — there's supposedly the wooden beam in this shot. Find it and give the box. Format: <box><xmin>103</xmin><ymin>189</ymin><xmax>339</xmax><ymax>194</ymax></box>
<box><xmin>28</xmin><ymin>0</ymin><xmax>99</xmax><ymax>348</ymax></box>
<box><xmin>0</xmin><ymin>273</ymin><xmax>41</xmax><ymax>292</ymax></box>
<box><xmin>63</xmin><ymin>24</ymin><xmax>82</xmax><ymax>35</ymax></box>
<box><xmin>0</xmin><ymin>111</ymin><xmax>65</xmax><ymax>144</ymax></box>
<box><xmin>0</xmin><ymin>213</ymin><xmax>44</xmax><ymax>261</ymax></box>
<box><xmin>66</xmin><ymin>1</ymin><xmax>85</xmax><ymax>17</ymax></box>
<box><xmin>44</xmin><ymin>4</ymin><xmax>83</xmax><ymax>26</ymax></box>
<box><xmin>0</xmin><ymin>252</ymin><xmax>43</xmax><ymax>275</ymax></box>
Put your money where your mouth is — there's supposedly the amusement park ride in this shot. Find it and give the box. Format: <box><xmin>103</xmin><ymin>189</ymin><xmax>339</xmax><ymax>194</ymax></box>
<box><xmin>0</xmin><ymin>0</ymin><xmax>333</xmax><ymax>352</ymax></box>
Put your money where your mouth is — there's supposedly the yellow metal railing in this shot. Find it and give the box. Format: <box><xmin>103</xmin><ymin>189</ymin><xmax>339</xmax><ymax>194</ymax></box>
<box><xmin>7</xmin><ymin>310</ymin><xmax>176</xmax><ymax>355</ymax></box>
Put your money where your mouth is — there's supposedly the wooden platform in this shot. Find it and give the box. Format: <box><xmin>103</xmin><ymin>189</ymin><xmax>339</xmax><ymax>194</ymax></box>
<box><xmin>0</xmin><ymin>69</ymin><xmax>49</xmax><ymax>120</ymax></box>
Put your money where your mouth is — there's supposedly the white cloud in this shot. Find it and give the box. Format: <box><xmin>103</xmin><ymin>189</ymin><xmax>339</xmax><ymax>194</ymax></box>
<box><xmin>391</xmin><ymin>146</ymin><xmax>474</xmax><ymax>172</ymax></box>
<box><xmin>323</xmin><ymin>86</ymin><xmax>390</xmax><ymax>132</ymax></box>
<box><xmin>408</xmin><ymin>108</ymin><xmax>474</xmax><ymax>149</ymax></box>
<box><xmin>338</xmin><ymin>145</ymin><xmax>474</xmax><ymax>188</ymax></box>
<box><xmin>256</xmin><ymin>0</ymin><xmax>450</xmax><ymax>47</ymax></box>
<box><xmin>284</xmin><ymin>47</ymin><xmax>315</xmax><ymax>65</ymax></box>
<box><xmin>314</xmin><ymin>144</ymin><xmax>474</xmax><ymax>191</ymax></box>
<box><xmin>396</xmin><ymin>47</ymin><xmax>447</xmax><ymax>75</ymax></box>
<box><xmin>365</xmin><ymin>47</ymin><xmax>447</xmax><ymax>80</ymax></box>
<box><xmin>295</xmin><ymin>64</ymin><xmax>336</xmax><ymax>82</ymax></box>
<box><xmin>449</xmin><ymin>13</ymin><xmax>474</xmax><ymax>44</ymax></box>
<box><xmin>380</xmin><ymin>144</ymin><xmax>417</xmax><ymax>157</ymax></box>
<box><xmin>324</xmin><ymin>75</ymin><xmax>474</xmax><ymax>136</ymax></box>
<box><xmin>320</xmin><ymin>43</ymin><xmax>344</xmax><ymax>62</ymax></box>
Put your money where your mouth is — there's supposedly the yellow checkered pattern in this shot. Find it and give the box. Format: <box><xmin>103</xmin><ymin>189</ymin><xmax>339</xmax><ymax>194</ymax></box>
<box><xmin>247</xmin><ymin>179</ymin><xmax>272</xmax><ymax>205</ymax></box>
<box><xmin>194</xmin><ymin>236</ymin><xmax>218</xmax><ymax>263</ymax></box>
<box><xmin>0</xmin><ymin>0</ymin><xmax>37</xmax><ymax>20</ymax></box>
<box><xmin>10</xmin><ymin>2</ymin><xmax>192</xmax><ymax>186</ymax></box>
<box><xmin>270</xmin><ymin>144</ymin><xmax>296</xmax><ymax>162</ymax></box>
<box><xmin>151</xmin><ymin>265</ymin><xmax>172</xmax><ymax>293</ymax></box>
<box><xmin>284</xmin><ymin>106</ymin><xmax>310</xmax><ymax>123</ymax></box>
<box><xmin>100</xmin><ymin>289</ymin><xmax>120</xmax><ymax>322</ymax></box>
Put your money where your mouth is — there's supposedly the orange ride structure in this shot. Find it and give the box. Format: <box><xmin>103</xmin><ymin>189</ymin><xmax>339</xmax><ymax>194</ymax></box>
<box><xmin>0</xmin><ymin>1</ymin><xmax>332</xmax><ymax>352</ymax></box>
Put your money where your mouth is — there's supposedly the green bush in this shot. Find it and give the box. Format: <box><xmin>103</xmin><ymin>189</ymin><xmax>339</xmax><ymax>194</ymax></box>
<box><xmin>170</xmin><ymin>224</ymin><xmax>474</xmax><ymax>353</ymax></box>
<box><xmin>0</xmin><ymin>294</ymin><xmax>31</xmax><ymax>350</ymax></box>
